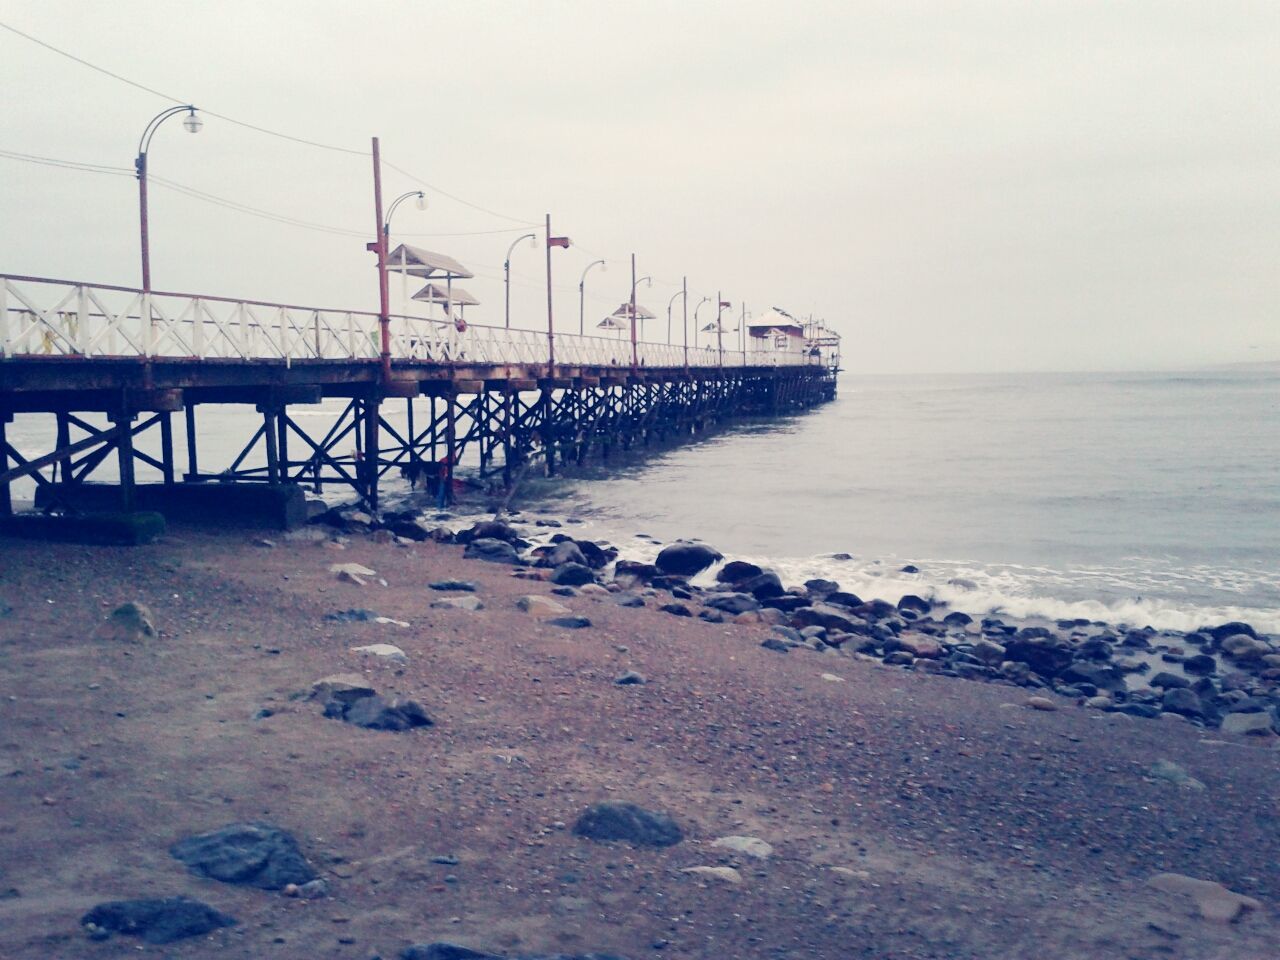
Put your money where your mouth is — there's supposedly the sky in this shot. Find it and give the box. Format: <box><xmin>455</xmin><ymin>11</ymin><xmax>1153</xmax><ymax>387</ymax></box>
<box><xmin>1</xmin><ymin>0</ymin><xmax>1277</xmax><ymax>373</ymax></box>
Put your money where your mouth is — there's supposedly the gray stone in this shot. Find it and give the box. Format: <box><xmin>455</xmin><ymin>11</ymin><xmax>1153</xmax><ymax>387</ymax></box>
<box><xmin>573</xmin><ymin>802</ymin><xmax>683</xmax><ymax>847</ymax></box>
<box><xmin>340</xmin><ymin>695</ymin><xmax>433</xmax><ymax>731</ymax></box>
<box><xmin>548</xmin><ymin>616</ymin><xmax>592</xmax><ymax>629</ymax></box>
<box><xmin>760</xmin><ymin>637</ymin><xmax>790</xmax><ymax>653</ymax></box>
<box><xmin>170</xmin><ymin>822</ymin><xmax>316</xmax><ymax>890</ymax></box>
<box><xmin>545</xmin><ymin>540</ymin><xmax>588</xmax><ymax>568</ymax></box>
<box><xmin>1220</xmin><ymin>711</ymin><xmax>1274</xmax><ymax>736</ymax></box>
<box><xmin>81</xmin><ymin>897</ymin><xmax>235</xmax><ymax>944</ymax></box>
<box><xmin>93</xmin><ymin>602</ymin><xmax>157</xmax><ymax>643</ymax></box>
<box><xmin>429</xmin><ymin>580</ymin><xmax>477</xmax><ymax>592</ymax></box>
<box><xmin>614</xmin><ymin>670</ymin><xmax>646</xmax><ymax>685</ymax></box>
<box><xmin>654</xmin><ymin>541</ymin><xmax>723</xmax><ymax>577</ymax></box>
<box><xmin>431</xmin><ymin>595</ymin><xmax>484</xmax><ymax>612</ymax></box>
<box><xmin>1161</xmin><ymin>687</ymin><xmax>1205</xmax><ymax>718</ymax></box>
<box><xmin>463</xmin><ymin>538</ymin><xmax>523</xmax><ymax>565</ymax></box>
<box><xmin>550</xmin><ymin>562</ymin><xmax>596</xmax><ymax>586</ymax></box>
<box><xmin>704</xmin><ymin>592</ymin><xmax>760</xmax><ymax>615</ymax></box>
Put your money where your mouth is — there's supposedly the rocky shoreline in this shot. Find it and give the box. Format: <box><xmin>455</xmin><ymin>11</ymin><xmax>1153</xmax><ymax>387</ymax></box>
<box><xmin>327</xmin><ymin>501</ymin><xmax>1280</xmax><ymax>737</ymax></box>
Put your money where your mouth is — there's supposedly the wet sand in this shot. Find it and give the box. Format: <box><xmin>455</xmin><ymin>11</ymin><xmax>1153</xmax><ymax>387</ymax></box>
<box><xmin>1</xmin><ymin>524</ymin><xmax>1278</xmax><ymax>959</ymax></box>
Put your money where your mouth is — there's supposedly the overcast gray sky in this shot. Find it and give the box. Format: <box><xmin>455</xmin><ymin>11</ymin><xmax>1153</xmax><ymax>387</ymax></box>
<box><xmin>2</xmin><ymin>0</ymin><xmax>1277</xmax><ymax>373</ymax></box>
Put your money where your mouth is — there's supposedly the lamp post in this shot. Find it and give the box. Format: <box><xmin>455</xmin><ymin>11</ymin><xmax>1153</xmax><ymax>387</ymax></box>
<box><xmin>544</xmin><ymin>214</ymin><xmax>571</xmax><ymax>370</ymax></box>
<box><xmin>504</xmin><ymin>231</ymin><xmax>538</xmax><ymax>328</ymax></box>
<box><xmin>693</xmin><ymin>296</ymin><xmax>711</xmax><ymax>351</ymax></box>
<box><xmin>716</xmin><ymin>294</ymin><xmax>731</xmax><ymax>367</ymax></box>
<box><xmin>384</xmin><ymin>190</ymin><xmax>426</xmax><ymax>317</ymax></box>
<box><xmin>136</xmin><ymin>104</ymin><xmax>201</xmax><ymax>291</ymax></box>
<box><xmin>628</xmin><ymin>253</ymin><xmax>651</xmax><ymax>370</ymax></box>
<box><xmin>578</xmin><ymin>258</ymin><xmax>606</xmax><ymax>336</ymax></box>
<box><xmin>667</xmin><ymin>288</ymin><xmax>685</xmax><ymax>346</ymax></box>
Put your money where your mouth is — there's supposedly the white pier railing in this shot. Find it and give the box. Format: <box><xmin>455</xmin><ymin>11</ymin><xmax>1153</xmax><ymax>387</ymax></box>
<box><xmin>0</xmin><ymin>274</ymin><xmax>820</xmax><ymax>369</ymax></box>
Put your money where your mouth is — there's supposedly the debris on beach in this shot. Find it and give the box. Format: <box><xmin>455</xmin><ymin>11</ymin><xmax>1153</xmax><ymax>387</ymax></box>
<box><xmin>170</xmin><ymin>822</ymin><xmax>317</xmax><ymax>890</ymax></box>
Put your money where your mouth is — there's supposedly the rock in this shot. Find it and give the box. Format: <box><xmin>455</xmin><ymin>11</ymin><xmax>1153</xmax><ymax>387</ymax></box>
<box><xmin>517</xmin><ymin>595</ymin><xmax>572</xmax><ymax>618</ymax></box>
<box><xmin>463</xmin><ymin>538</ymin><xmax>523</xmax><ymax>565</ymax></box>
<box><xmin>310</xmin><ymin>674</ymin><xmax>375</xmax><ymax>704</ymax></box>
<box><xmin>660</xmin><ymin>602</ymin><xmax>692</xmax><ymax>617</ymax></box>
<box><xmin>325</xmin><ymin>608</ymin><xmax>378</xmax><ymax>622</ymax></box>
<box><xmin>573</xmin><ymin>802</ymin><xmax>683</xmax><ymax>847</ymax></box>
<box><xmin>1161</xmin><ymin>687</ymin><xmax>1205</xmax><ymax>718</ymax></box>
<box><xmin>170</xmin><ymin>822</ymin><xmax>316</xmax><ymax>890</ymax></box>
<box><xmin>654</xmin><ymin>541</ymin><xmax>723</xmax><ymax>577</ymax></box>
<box><xmin>429</xmin><ymin>580</ymin><xmax>477</xmax><ymax>592</ymax></box>
<box><xmin>1207</xmin><ymin>621</ymin><xmax>1259</xmax><ymax>642</ymax></box>
<box><xmin>351</xmin><ymin>643</ymin><xmax>408</xmax><ymax>664</ymax></box>
<box><xmin>402</xmin><ymin>945</ymin><xmax>502</xmax><ymax>960</ymax></box>
<box><xmin>614</xmin><ymin>559</ymin><xmax>657</xmax><ymax>582</ymax></box>
<box><xmin>791</xmin><ymin>603</ymin><xmax>862</xmax><ymax>634</ymax></box>
<box><xmin>614</xmin><ymin>670</ymin><xmax>646</xmax><ymax>685</ymax></box>
<box><xmin>545</xmin><ymin>540</ymin><xmax>588</xmax><ymax>568</ymax></box>
<box><xmin>1150</xmin><ymin>671</ymin><xmax>1190</xmax><ymax>688</ymax></box>
<box><xmin>550</xmin><ymin>562</ymin><xmax>596</xmax><ymax>586</ymax></box>
<box><xmin>548</xmin><ymin>616</ymin><xmax>592</xmax><ymax>629</ymax></box>
<box><xmin>716</xmin><ymin>560</ymin><xmax>763</xmax><ymax>583</ymax></box>
<box><xmin>1220</xmin><ymin>711</ymin><xmax>1274</xmax><ymax>736</ymax></box>
<box><xmin>704</xmin><ymin>593</ymin><xmax>760</xmax><ymax>615</ymax></box>
<box><xmin>389</xmin><ymin>518</ymin><xmax>433</xmax><ymax>541</ymax></box>
<box><xmin>1146</xmin><ymin>872</ymin><xmax>1261</xmax><ymax>922</ymax></box>
<box><xmin>463</xmin><ymin>520</ymin><xmax>520</xmax><ymax>543</ymax></box>
<box><xmin>1220</xmin><ymin>633</ymin><xmax>1271</xmax><ymax>661</ymax></box>
<box><xmin>760</xmin><ymin>638</ymin><xmax>790</xmax><ymax>653</ymax></box>
<box><xmin>823</xmin><ymin>591</ymin><xmax>864</xmax><ymax>609</ymax></box>
<box><xmin>804</xmin><ymin>578</ymin><xmax>839</xmax><ymax>598</ymax></box>
<box><xmin>710</xmin><ymin>835</ymin><xmax>773</xmax><ymax>859</ymax></box>
<box><xmin>1025</xmin><ymin>696</ymin><xmax>1057</xmax><ymax>711</ymax></box>
<box><xmin>971</xmin><ymin>639</ymin><xmax>1006</xmax><ymax>666</ymax></box>
<box><xmin>736</xmin><ymin>572</ymin><xmax>785</xmax><ymax>600</ymax></box>
<box><xmin>93</xmin><ymin>602</ymin><xmax>157</xmax><ymax>643</ymax></box>
<box><xmin>821</xmin><ymin>673</ymin><xmax>845</xmax><ymax>682</ymax></box>
<box><xmin>1147</xmin><ymin>759</ymin><xmax>1205</xmax><ymax>789</ymax></box>
<box><xmin>894</xmin><ymin>634</ymin><xmax>943</xmax><ymax>659</ymax></box>
<box><xmin>942</xmin><ymin>611</ymin><xmax>973</xmax><ymax>627</ymax></box>
<box><xmin>1003</xmin><ymin>636</ymin><xmax>1074</xmax><ymax>677</ymax></box>
<box><xmin>897</xmin><ymin>594</ymin><xmax>931</xmax><ymax>614</ymax></box>
<box><xmin>430</xmin><ymin>595</ymin><xmax>484</xmax><ymax>611</ymax></box>
<box><xmin>681</xmin><ymin>866</ymin><xmax>742</xmax><ymax>883</ymax></box>
<box><xmin>1084</xmin><ymin>695</ymin><xmax>1113</xmax><ymax>710</ymax></box>
<box><xmin>1060</xmin><ymin>661</ymin><xmax>1126</xmax><ymax>693</ymax></box>
<box><xmin>330</xmin><ymin>562</ymin><xmax>376</xmax><ymax>578</ymax></box>
<box><xmin>81</xmin><ymin>897</ymin><xmax>235</xmax><ymax>944</ymax></box>
<box><xmin>339</xmin><ymin>694</ymin><xmax>432</xmax><ymax>731</ymax></box>
<box><xmin>616</xmin><ymin>595</ymin><xmax>645</xmax><ymax>608</ymax></box>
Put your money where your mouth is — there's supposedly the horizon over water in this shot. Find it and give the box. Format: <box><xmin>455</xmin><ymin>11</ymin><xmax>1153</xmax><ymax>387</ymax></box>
<box><xmin>541</xmin><ymin>368</ymin><xmax>1280</xmax><ymax>634</ymax></box>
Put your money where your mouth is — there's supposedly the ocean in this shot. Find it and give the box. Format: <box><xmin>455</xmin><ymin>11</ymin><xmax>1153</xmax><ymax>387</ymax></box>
<box><xmin>6</xmin><ymin>368</ymin><xmax>1277</xmax><ymax>633</ymax></box>
<box><xmin>538</xmin><ymin>369</ymin><xmax>1280</xmax><ymax>634</ymax></box>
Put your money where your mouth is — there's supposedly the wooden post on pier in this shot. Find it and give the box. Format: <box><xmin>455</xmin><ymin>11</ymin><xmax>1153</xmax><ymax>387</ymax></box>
<box><xmin>0</xmin><ymin>413</ymin><xmax>11</xmax><ymax>517</ymax></box>
<box><xmin>113</xmin><ymin>411</ymin><xmax>136</xmax><ymax>512</ymax></box>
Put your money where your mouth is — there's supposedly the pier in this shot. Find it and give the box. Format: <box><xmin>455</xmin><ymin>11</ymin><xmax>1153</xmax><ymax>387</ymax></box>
<box><xmin>1</xmin><ymin>272</ymin><xmax>840</xmax><ymax>527</ymax></box>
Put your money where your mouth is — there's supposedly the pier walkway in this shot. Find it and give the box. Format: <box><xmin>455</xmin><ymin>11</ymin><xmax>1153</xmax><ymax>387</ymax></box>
<box><xmin>1</xmin><ymin>273</ymin><xmax>840</xmax><ymax>524</ymax></box>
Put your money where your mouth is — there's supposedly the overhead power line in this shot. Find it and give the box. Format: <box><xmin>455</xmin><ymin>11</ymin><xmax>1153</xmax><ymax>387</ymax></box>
<box><xmin>0</xmin><ymin>148</ymin><xmax>133</xmax><ymax>177</ymax></box>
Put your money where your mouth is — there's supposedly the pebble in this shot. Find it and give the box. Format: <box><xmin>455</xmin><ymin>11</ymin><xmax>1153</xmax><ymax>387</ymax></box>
<box><xmin>1025</xmin><ymin>696</ymin><xmax>1057</xmax><ymax>711</ymax></box>
<box><xmin>681</xmin><ymin>865</ymin><xmax>742</xmax><ymax>884</ymax></box>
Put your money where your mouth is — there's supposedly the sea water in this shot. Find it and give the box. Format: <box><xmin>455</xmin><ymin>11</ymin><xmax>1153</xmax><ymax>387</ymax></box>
<box><xmin>543</xmin><ymin>369</ymin><xmax>1280</xmax><ymax>633</ymax></box>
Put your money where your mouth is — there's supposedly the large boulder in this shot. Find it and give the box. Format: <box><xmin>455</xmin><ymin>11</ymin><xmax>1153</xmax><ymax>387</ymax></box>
<box><xmin>1161</xmin><ymin>687</ymin><xmax>1206</xmax><ymax>719</ymax></box>
<box><xmin>82</xmin><ymin>897</ymin><xmax>235</xmax><ymax>944</ymax></box>
<box><xmin>1060</xmin><ymin>661</ymin><xmax>1127</xmax><ymax>693</ymax></box>
<box><xmin>791</xmin><ymin>603</ymin><xmax>862</xmax><ymax>634</ymax></box>
<box><xmin>736</xmin><ymin>572</ymin><xmax>785</xmax><ymax>600</ymax></box>
<box><xmin>717</xmin><ymin>560</ymin><xmax>764</xmax><ymax>584</ymax></box>
<box><xmin>543</xmin><ymin>540</ymin><xmax>587</xmax><ymax>568</ymax></box>
<box><xmin>550</xmin><ymin>562</ymin><xmax>596</xmax><ymax>586</ymax></box>
<box><xmin>1220</xmin><ymin>634</ymin><xmax>1271</xmax><ymax>661</ymax></box>
<box><xmin>1208</xmin><ymin>621</ymin><xmax>1259</xmax><ymax>642</ymax></box>
<box><xmin>614</xmin><ymin>559</ymin><xmax>657</xmax><ymax>582</ymax></box>
<box><xmin>654</xmin><ymin>541</ymin><xmax>723</xmax><ymax>577</ymax></box>
<box><xmin>1002</xmin><ymin>636</ymin><xmax>1074</xmax><ymax>678</ymax></box>
<box><xmin>573</xmin><ymin>802</ymin><xmax>683</xmax><ymax>847</ymax></box>
<box><xmin>459</xmin><ymin>520</ymin><xmax>520</xmax><ymax>544</ymax></box>
<box><xmin>897</xmin><ymin>594</ymin><xmax>932</xmax><ymax>615</ymax></box>
<box><xmin>170</xmin><ymin>823</ymin><xmax>316</xmax><ymax>890</ymax></box>
<box><xmin>463</xmin><ymin>538</ymin><xmax>523</xmax><ymax>565</ymax></box>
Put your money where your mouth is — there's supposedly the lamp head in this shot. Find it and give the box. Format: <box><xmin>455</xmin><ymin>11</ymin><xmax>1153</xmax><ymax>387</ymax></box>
<box><xmin>414</xmin><ymin>192</ymin><xmax>428</xmax><ymax>211</ymax></box>
<box><xmin>182</xmin><ymin>109</ymin><xmax>203</xmax><ymax>134</ymax></box>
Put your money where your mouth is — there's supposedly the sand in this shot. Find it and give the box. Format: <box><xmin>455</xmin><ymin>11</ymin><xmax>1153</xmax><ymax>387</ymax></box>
<box><xmin>1</xmin><ymin>525</ymin><xmax>1278</xmax><ymax>959</ymax></box>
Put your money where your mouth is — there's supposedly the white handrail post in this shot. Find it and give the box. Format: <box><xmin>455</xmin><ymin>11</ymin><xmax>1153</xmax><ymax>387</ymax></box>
<box><xmin>141</xmin><ymin>291</ymin><xmax>154</xmax><ymax>357</ymax></box>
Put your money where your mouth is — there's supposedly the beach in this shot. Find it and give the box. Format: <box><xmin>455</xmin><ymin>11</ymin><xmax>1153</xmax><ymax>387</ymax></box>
<box><xmin>2</xmin><ymin>514</ymin><xmax>1278</xmax><ymax>960</ymax></box>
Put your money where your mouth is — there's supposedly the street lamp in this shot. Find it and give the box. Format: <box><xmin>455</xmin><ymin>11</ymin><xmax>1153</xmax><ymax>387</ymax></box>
<box><xmin>667</xmin><ymin>288</ymin><xmax>686</xmax><ymax>345</ymax></box>
<box><xmin>631</xmin><ymin>275</ymin><xmax>652</xmax><ymax>341</ymax></box>
<box><xmin>504</xmin><ymin>231</ymin><xmax>538</xmax><ymax>328</ymax></box>
<box><xmin>384</xmin><ymin>191</ymin><xmax>427</xmax><ymax>315</ymax></box>
<box><xmin>693</xmin><ymin>296</ymin><xmax>711</xmax><ymax>349</ymax></box>
<box><xmin>136</xmin><ymin>104</ymin><xmax>201</xmax><ymax>291</ymax></box>
<box><xmin>578</xmin><ymin>258</ymin><xmax>606</xmax><ymax>335</ymax></box>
